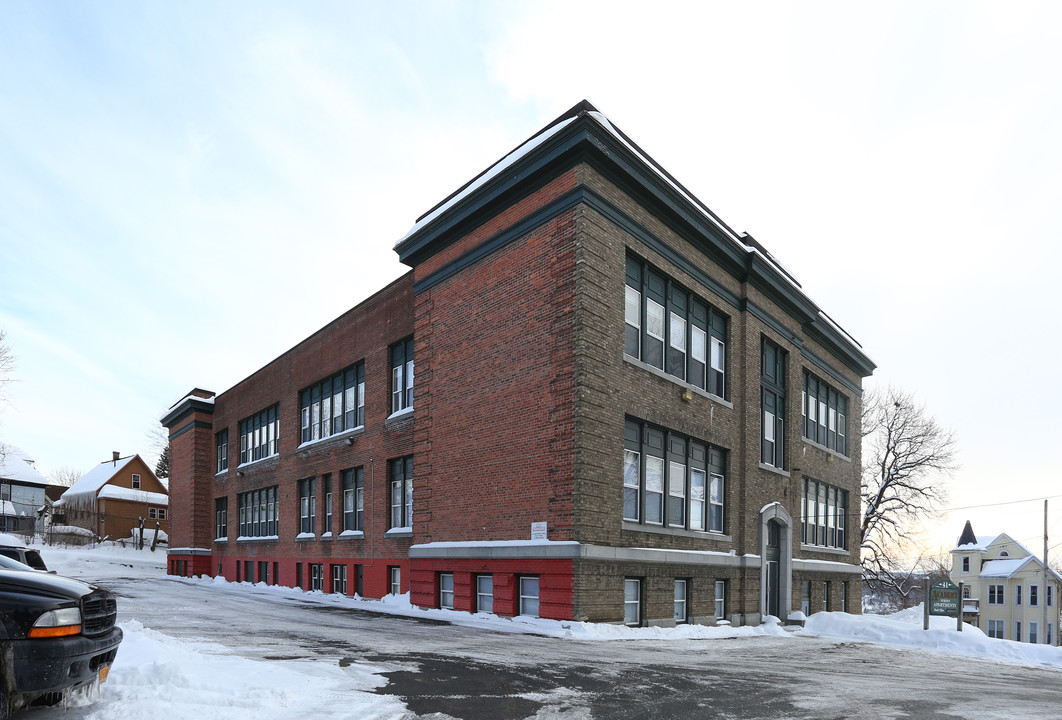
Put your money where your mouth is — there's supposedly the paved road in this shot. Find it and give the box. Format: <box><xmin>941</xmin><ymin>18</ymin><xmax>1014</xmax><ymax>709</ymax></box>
<box><xmin>101</xmin><ymin>576</ymin><xmax>1062</xmax><ymax>719</ymax></box>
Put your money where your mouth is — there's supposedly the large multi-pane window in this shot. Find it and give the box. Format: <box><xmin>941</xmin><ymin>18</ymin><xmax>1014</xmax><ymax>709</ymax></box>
<box><xmin>239</xmin><ymin>405</ymin><xmax>279</xmax><ymax>464</ymax></box>
<box><xmin>389</xmin><ymin>456</ymin><xmax>413</xmax><ymax>529</ymax></box>
<box><xmin>623</xmin><ymin>418</ymin><xmax>725</xmax><ymax>533</ymax></box>
<box><xmin>216</xmin><ymin>429</ymin><xmax>228</xmax><ymax>474</ymax></box>
<box><xmin>801</xmin><ymin>478</ymin><xmax>847</xmax><ymax>549</ymax></box>
<box><xmin>390</xmin><ymin>337</ymin><xmax>414</xmax><ymax>414</ymax></box>
<box><xmin>323</xmin><ymin>475</ymin><xmax>332</xmax><ymax>535</ymax></box>
<box><xmin>802</xmin><ymin>371</ymin><xmax>848</xmax><ymax>455</ymax></box>
<box><xmin>237</xmin><ymin>487</ymin><xmax>278</xmax><ymax>538</ymax></box>
<box><xmin>761</xmin><ymin>338</ymin><xmax>786</xmax><ymax>469</ymax></box>
<box><xmin>215</xmin><ymin>497</ymin><xmax>228</xmax><ymax>540</ymax></box>
<box><xmin>341</xmin><ymin>467</ymin><xmax>364</xmax><ymax>532</ymax></box>
<box><xmin>300</xmin><ymin>363</ymin><xmax>365</xmax><ymax>444</ymax></box>
<box><xmin>298</xmin><ymin>478</ymin><xmax>316</xmax><ymax>535</ymax></box>
<box><xmin>624</xmin><ymin>256</ymin><xmax>727</xmax><ymax>398</ymax></box>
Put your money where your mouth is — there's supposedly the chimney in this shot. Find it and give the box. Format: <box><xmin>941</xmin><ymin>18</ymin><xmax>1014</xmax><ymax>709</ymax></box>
<box><xmin>112</xmin><ymin>451</ymin><xmax>120</xmax><ymax>466</ymax></box>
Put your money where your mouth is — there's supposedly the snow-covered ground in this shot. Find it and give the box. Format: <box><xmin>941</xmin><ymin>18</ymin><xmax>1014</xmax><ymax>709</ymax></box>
<box><xmin>17</xmin><ymin>540</ymin><xmax>1062</xmax><ymax>719</ymax></box>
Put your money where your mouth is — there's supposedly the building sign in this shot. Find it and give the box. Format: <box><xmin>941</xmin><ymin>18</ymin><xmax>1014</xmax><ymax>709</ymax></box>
<box><xmin>531</xmin><ymin>522</ymin><xmax>547</xmax><ymax>540</ymax></box>
<box><xmin>929</xmin><ymin>577</ymin><xmax>960</xmax><ymax>617</ymax></box>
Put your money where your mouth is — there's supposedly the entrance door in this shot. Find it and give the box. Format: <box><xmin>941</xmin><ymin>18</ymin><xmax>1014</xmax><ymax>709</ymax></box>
<box><xmin>765</xmin><ymin>520</ymin><xmax>781</xmax><ymax>618</ymax></box>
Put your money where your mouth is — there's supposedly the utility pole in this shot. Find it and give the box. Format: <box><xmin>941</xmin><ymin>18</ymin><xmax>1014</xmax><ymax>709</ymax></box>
<box><xmin>1044</xmin><ymin>499</ymin><xmax>1049</xmax><ymax>644</ymax></box>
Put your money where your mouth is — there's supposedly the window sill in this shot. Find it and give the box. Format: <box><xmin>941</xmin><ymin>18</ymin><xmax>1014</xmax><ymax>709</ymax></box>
<box><xmin>800</xmin><ymin>543</ymin><xmax>850</xmax><ymax>556</ymax></box>
<box><xmin>214</xmin><ymin>538</ymin><xmax>228</xmax><ymax>543</ymax></box>
<box><xmin>800</xmin><ymin>438</ymin><xmax>851</xmax><ymax>463</ymax></box>
<box><xmin>385</xmin><ymin>407</ymin><xmax>415</xmax><ymax>426</ymax></box>
<box><xmin>338</xmin><ymin>530</ymin><xmax>364</xmax><ymax>539</ymax></box>
<box><xmin>321</xmin><ymin>532</ymin><xmax>333</xmax><ymax>540</ymax></box>
<box><xmin>297</xmin><ymin>426</ymin><xmax>365</xmax><ymax>453</ymax></box>
<box><xmin>215</xmin><ymin>470</ymin><xmax>228</xmax><ymax>479</ymax></box>
<box><xmin>622</xmin><ymin>521</ymin><xmax>732</xmax><ymax>543</ymax></box>
<box><xmin>295</xmin><ymin>532</ymin><xmax>316</xmax><ymax>541</ymax></box>
<box><xmin>385</xmin><ymin>527</ymin><xmax>413</xmax><ymax>538</ymax></box>
<box><xmin>237</xmin><ymin>454</ymin><xmax>280</xmax><ymax>471</ymax></box>
<box><xmin>236</xmin><ymin>536</ymin><xmax>279</xmax><ymax>543</ymax></box>
<box><xmin>758</xmin><ymin>463</ymin><xmax>790</xmax><ymax>478</ymax></box>
<box><xmin>623</xmin><ymin>354</ymin><xmax>732</xmax><ymax>408</ymax></box>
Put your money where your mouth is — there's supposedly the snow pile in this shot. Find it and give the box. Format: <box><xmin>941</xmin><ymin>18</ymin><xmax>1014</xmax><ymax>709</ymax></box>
<box><xmin>70</xmin><ymin>619</ymin><xmax>405</xmax><ymax>720</ymax></box>
<box><xmin>803</xmin><ymin>607</ymin><xmax>1062</xmax><ymax>669</ymax></box>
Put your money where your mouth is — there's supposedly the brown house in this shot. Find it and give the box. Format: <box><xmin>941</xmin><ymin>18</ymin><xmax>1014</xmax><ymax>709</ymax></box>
<box><xmin>55</xmin><ymin>453</ymin><xmax>169</xmax><ymax>542</ymax></box>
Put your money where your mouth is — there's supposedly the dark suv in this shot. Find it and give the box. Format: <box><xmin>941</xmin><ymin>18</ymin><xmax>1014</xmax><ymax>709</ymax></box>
<box><xmin>0</xmin><ymin>570</ymin><xmax>123</xmax><ymax>718</ymax></box>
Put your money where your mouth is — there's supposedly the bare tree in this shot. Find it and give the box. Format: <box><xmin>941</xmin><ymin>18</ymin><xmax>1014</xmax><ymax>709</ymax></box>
<box><xmin>49</xmin><ymin>466</ymin><xmax>85</xmax><ymax>487</ymax></box>
<box><xmin>146</xmin><ymin>421</ymin><xmax>169</xmax><ymax>478</ymax></box>
<box><xmin>861</xmin><ymin>386</ymin><xmax>958</xmax><ymax>594</ymax></box>
<box><xmin>0</xmin><ymin>329</ymin><xmax>14</xmax><ymax>464</ymax></box>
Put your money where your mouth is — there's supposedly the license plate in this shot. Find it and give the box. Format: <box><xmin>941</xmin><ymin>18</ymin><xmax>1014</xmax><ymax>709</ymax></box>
<box><xmin>98</xmin><ymin>665</ymin><xmax>110</xmax><ymax>683</ymax></box>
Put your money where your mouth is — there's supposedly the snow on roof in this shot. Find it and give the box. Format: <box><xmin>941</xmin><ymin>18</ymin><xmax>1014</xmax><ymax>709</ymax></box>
<box><xmin>951</xmin><ymin>534</ymin><xmax>999</xmax><ymax>553</ymax></box>
<box><xmin>96</xmin><ymin>486</ymin><xmax>168</xmax><ymax>505</ymax></box>
<box><xmin>61</xmin><ymin>456</ymin><xmax>137</xmax><ymax>499</ymax></box>
<box><xmin>980</xmin><ymin>557</ymin><xmax>1033</xmax><ymax>578</ymax></box>
<box><xmin>0</xmin><ymin>501</ymin><xmax>18</xmax><ymax>517</ymax></box>
<box><xmin>0</xmin><ymin>445</ymin><xmax>49</xmax><ymax>486</ymax></box>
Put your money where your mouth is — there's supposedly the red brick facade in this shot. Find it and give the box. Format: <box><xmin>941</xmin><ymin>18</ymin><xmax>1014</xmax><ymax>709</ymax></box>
<box><xmin>164</xmin><ymin>102</ymin><xmax>874</xmax><ymax>626</ymax></box>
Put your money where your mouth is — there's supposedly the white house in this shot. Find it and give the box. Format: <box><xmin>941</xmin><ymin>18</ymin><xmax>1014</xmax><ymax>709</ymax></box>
<box><xmin>950</xmin><ymin>520</ymin><xmax>1062</xmax><ymax>645</ymax></box>
<box><xmin>0</xmin><ymin>444</ymin><xmax>49</xmax><ymax>535</ymax></box>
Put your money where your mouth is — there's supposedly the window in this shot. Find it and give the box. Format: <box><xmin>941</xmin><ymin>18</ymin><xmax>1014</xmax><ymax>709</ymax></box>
<box><xmin>132</xmin><ymin>473</ymin><xmax>141</xmax><ymax>489</ymax></box>
<box><xmin>674</xmin><ymin>580</ymin><xmax>688</xmax><ymax>624</ymax></box>
<box><xmin>342</xmin><ymin>468</ymin><xmax>364</xmax><ymax>532</ymax></box>
<box><xmin>624</xmin><ymin>418</ymin><xmax>725</xmax><ymax>533</ymax></box>
<box><xmin>332</xmin><ymin>564</ymin><xmax>347</xmax><ymax>595</ymax></box>
<box><xmin>390</xmin><ymin>337</ymin><xmax>414</xmax><ymax>414</ymax></box>
<box><xmin>1016</xmin><ymin>621</ymin><xmax>1022</xmax><ymax>642</ymax></box>
<box><xmin>987</xmin><ymin>619</ymin><xmax>1004</xmax><ymax>639</ymax></box>
<box><xmin>237</xmin><ymin>487</ymin><xmax>278</xmax><ymax>538</ymax></box>
<box><xmin>761</xmin><ymin>338</ymin><xmax>786</xmax><ymax>469</ymax></box>
<box><xmin>822</xmin><ymin>581</ymin><xmax>830</xmax><ymax>611</ymax></box>
<box><xmin>624</xmin><ymin>256</ymin><xmax>727</xmax><ymax>397</ymax></box>
<box><xmin>1049</xmin><ymin>585</ymin><xmax>1054</xmax><ymax>607</ymax></box>
<box><xmin>962</xmin><ymin>556</ymin><xmax>970</xmax><ymax>572</ymax></box>
<box><xmin>239</xmin><ymin>405</ymin><xmax>279</xmax><ymax>464</ymax></box>
<box><xmin>389</xmin><ymin>456</ymin><xmax>413</xmax><ymax>529</ymax></box>
<box><xmin>963</xmin><ymin>586</ymin><xmax>971</xmax><ymax>599</ymax></box>
<box><xmin>716</xmin><ymin>580</ymin><xmax>727</xmax><ymax>620</ymax></box>
<box><xmin>988</xmin><ymin>584</ymin><xmax>1005</xmax><ymax>605</ymax></box>
<box><xmin>148</xmin><ymin>507</ymin><xmax>166</xmax><ymax>519</ymax></box>
<box><xmin>157</xmin><ymin>508</ymin><xmax>167</xmax><ymax>519</ymax></box>
<box><xmin>801</xmin><ymin>478</ymin><xmax>847</xmax><ymax>549</ymax></box>
<box><xmin>298</xmin><ymin>478</ymin><xmax>316</xmax><ymax>535</ymax></box>
<box><xmin>215</xmin><ymin>497</ymin><xmax>228</xmax><ymax>540</ymax></box>
<box><xmin>1031</xmin><ymin>584</ymin><xmax>1039</xmax><ymax>607</ymax></box>
<box><xmin>309</xmin><ymin>564</ymin><xmax>323</xmax><ymax>591</ymax></box>
<box><xmin>842</xmin><ymin>581</ymin><xmax>849</xmax><ymax>613</ymax></box>
<box><xmin>389</xmin><ymin>566</ymin><xmax>401</xmax><ymax>595</ymax></box>
<box><xmin>519</xmin><ymin>576</ymin><xmax>540</xmax><ymax>617</ymax></box>
<box><xmin>802</xmin><ymin>372</ymin><xmax>848</xmax><ymax>455</ymax></box>
<box><xmin>216</xmin><ymin>429</ymin><xmax>228</xmax><ymax>473</ymax></box>
<box><xmin>624</xmin><ymin>579</ymin><xmax>641</xmax><ymax>626</ymax></box>
<box><xmin>439</xmin><ymin>573</ymin><xmax>454</xmax><ymax>609</ymax></box>
<box><xmin>323</xmin><ymin>475</ymin><xmax>332</xmax><ymax>535</ymax></box>
<box><xmin>1030</xmin><ymin>622</ymin><xmax>1039</xmax><ymax>644</ymax></box>
<box><xmin>300</xmin><ymin>363</ymin><xmax>365</xmax><ymax>444</ymax></box>
<box><xmin>1016</xmin><ymin>584</ymin><xmax>1023</xmax><ymax>606</ymax></box>
<box><xmin>1049</xmin><ymin>623</ymin><xmax>1054</xmax><ymax>645</ymax></box>
<box><xmin>476</xmin><ymin>575</ymin><xmax>494</xmax><ymax>613</ymax></box>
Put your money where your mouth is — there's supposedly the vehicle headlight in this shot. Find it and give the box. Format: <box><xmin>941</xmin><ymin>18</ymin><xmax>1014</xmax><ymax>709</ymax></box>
<box><xmin>29</xmin><ymin>607</ymin><xmax>82</xmax><ymax>638</ymax></box>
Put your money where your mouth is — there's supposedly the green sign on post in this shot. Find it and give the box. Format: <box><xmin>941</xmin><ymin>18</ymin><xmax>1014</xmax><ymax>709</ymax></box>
<box><xmin>929</xmin><ymin>577</ymin><xmax>960</xmax><ymax>616</ymax></box>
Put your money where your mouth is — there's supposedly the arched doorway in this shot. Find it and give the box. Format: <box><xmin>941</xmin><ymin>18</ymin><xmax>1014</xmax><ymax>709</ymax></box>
<box><xmin>760</xmin><ymin>502</ymin><xmax>793</xmax><ymax>621</ymax></box>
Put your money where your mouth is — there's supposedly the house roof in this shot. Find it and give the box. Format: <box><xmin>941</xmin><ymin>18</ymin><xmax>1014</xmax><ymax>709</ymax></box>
<box><xmin>980</xmin><ymin>557</ymin><xmax>1033</xmax><ymax>578</ymax></box>
<box><xmin>0</xmin><ymin>445</ymin><xmax>49</xmax><ymax>487</ymax></box>
<box><xmin>96</xmin><ymin>485</ymin><xmax>168</xmax><ymax>505</ymax></box>
<box><xmin>57</xmin><ymin>455</ymin><xmax>137</xmax><ymax>502</ymax></box>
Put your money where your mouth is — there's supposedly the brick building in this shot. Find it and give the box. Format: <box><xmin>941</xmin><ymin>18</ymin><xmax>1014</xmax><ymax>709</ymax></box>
<box><xmin>163</xmin><ymin>102</ymin><xmax>874</xmax><ymax>626</ymax></box>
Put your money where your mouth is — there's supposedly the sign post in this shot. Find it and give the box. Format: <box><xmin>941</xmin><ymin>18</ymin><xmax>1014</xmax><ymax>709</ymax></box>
<box><xmin>927</xmin><ymin>577</ymin><xmax>962</xmax><ymax>632</ymax></box>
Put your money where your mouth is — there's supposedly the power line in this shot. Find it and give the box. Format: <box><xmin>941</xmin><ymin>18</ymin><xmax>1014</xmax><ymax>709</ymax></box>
<box><xmin>942</xmin><ymin>494</ymin><xmax>1062</xmax><ymax>513</ymax></box>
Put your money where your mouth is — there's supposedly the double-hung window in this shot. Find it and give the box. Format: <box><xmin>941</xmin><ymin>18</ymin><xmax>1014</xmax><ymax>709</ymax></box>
<box><xmin>801</xmin><ymin>478</ymin><xmax>847</xmax><ymax>549</ymax></box>
<box><xmin>624</xmin><ymin>418</ymin><xmax>725</xmax><ymax>533</ymax></box>
<box><xmin>298</xmin><ymin>478</ymin><xmax>315</xmax><ymax>535</ymax></box>
<box><xmin>300</xmin><ymin>363</ymin><xmax>365</xmax><ymax>443</ymax></box>
<box><xmin>624</xmin><ymin>256</ymin><xmax>727</xmax><ymax>398</ymax></box>
<box><xmin>987</xmin><ymin>619</ymin><xmax>1004</xmax><ymax>639</ymax></box>
<box><xmin>216</xmin><ymin>429</ymin><xmax>228</xmax><ymax>473</ymax></box>
<box><xmin>439</xmin><ymin>573</ymin><xmax>454</xmax><ymax>609</ymax></box>
<box><xmin>239</xmin><ymin>405</ymin><xmax>279</xmax><ymax>464</ymax></box>
<box><xmin>342</xmin><ymin>467</ymin><xmax>364</xmax><ymax>532</ymax></box>
<box><xmin>389</xmin><ymin>456</ymin><xmax>413</xmax><ymax>529</ymax></box>
<box><xmin>215</xmin><ymin>497</ymin><xmax>228</xmax><ymax>540</ymax></box>
<box><xmin>674</xmin><ymin>580</ymin><xmax>688</xmax><ymax>624</ymax></box>
<box><xmin>624</xmin><ymin>578</ymin><xmax>641</xmax><ymax>626</ymax></box>
<box><xmin>323</xmin><ymin>475</ymin><xmax>332</xmax><ymax>535</ymax></box>
<box><xmin>761</xmin><ymin>338</ymin><xmax>786</xmax><ymax>469</ymax></box>
<box><xmin>988</xmin><ymin>584</ymin><xmax>1005</xmax><ymax>605</ymax></box>
<box><xmin>390</xmin><ymin>337</ymin><xmax>414</xmax><ymax>414</ymax></box>
<box><xmin>802</xmin><ymin>372</ymin><xmax>848</xmax><ymax>455</ymax></box>
<box><xmin>476</xmin><ymin>575</ymin><xmax>494</xmax><ymax>613</ymax></box>
<box><xmin>132</xmin><ymin>473</ymin><xmax>141</xmax><ymax>489</ymax></box>
<box><xmin>1031</xmin><ymin>585</ymin><xmax>1039</xmax><ymax>607</ymax></box>
<box><xmin>1016</xmin><ymin>585</ymin><xmax>1023</xmax><ymax>606</ymax></box>
<box><xmin>237</xmin><ymin>487</ymin><xmax>277</xmax><ymax>538</ymax></box>
<box><xmin>715</xmin><ymin>580</ymin><xmax>727</xmax><ymax>620</ymax></box>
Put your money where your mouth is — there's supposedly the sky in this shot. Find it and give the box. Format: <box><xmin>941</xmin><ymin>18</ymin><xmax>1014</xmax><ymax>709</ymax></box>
<box><xmin>1</xmin><ymin>1</ymin><xmax>1060</xmax><ymax>555</ymax></box>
